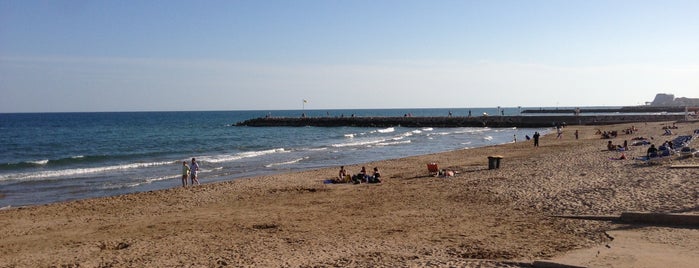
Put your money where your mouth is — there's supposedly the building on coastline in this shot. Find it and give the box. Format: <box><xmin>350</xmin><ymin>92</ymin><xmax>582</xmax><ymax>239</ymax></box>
<box><xmin>648</xmin><ymin>93</ymin><xmax>699</xmax><ymax>107</ymax></box>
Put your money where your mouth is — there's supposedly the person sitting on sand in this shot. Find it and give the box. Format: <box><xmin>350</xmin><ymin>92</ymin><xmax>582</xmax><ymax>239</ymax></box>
<box><xmin>369</xmin><ymin>167</ymin><xmax>381</xmax><ymax>183</ymax></box>
<box><xmin>351</xmin><ymin>166</ymin><xmax>368</xmax><ymax>184</ymax></box>
<box><xmin>607</xmin><ymin>140</ymin><xmax>622</xmax><ymax>151</ymax></box>
<box><xmin>337</xmin><ymin>166</ymin><xmax>348</xmax><ymax>183</ymax></box>
<box><xmin>647</xmin><ymin>144</ymin><xmax>658</xmax><ymax>158</ymax></box>
<box><xmin>358</xmin><ymin>166</ymin><xmax>368</xmax><ymax>183</ymax></box>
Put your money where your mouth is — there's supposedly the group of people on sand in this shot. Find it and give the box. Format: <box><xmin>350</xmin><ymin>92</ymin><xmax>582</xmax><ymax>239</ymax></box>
<box><xmin>607</xmin><ymin>140</ymin><xmax>629</xmax><ymax>151</ymax></box>
<box><xmin>335</xmin><ymin>165</ymin><xmax>381</xmax><ymax>184</ymax></box>
<box><xmin>181</xmin><ymin>158</ymin><xmax>200</xmax><ymax>187</ymax></box>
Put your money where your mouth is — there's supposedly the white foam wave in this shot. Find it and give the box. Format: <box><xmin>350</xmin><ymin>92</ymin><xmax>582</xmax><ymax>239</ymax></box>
<box><xmin>483</xmin><ymin>136</ymin><xmax>493</xmax><ymax>141</ymax></box>
<box><xmin>430</xmin><ymin>132</ymin><xmax>451</xmax><ymax>136</ymax></box>
<box><xmin>422</xmin><ymin>128</ymin><xmax>433</xmax><ymax>131</ymax></box>
<box><xmin>29</xmin><ymin>160</ymin><xmax>49</xmax><ymax>165</ymax></box>
<box><xmin>427</xmin><ymin>128</ymin><xmax>491</xmax><ymax>137</ymax></box>
<box><xmin>99</xmin><ymin>175</ymin><xmax>177</xmax><ymax>190</ymax></box>
<box><xmin>71</xmin><ymin>155</ymin><xmax>85</xmax><ymax>159</ymax></box>
<box><xmin>100</xmin><ymin>182</ymin><xmax>142</xmax><ymax>190</ymax></box>
<box><xmin>204</xmin><ymin>148</ymin><xmax>287</xmax><ymax>163</ymax></box>
<box><xmin>377</xmin><ymin>127</ymin><xmax>395</xmax><ymax>133</ymax></box>
<box><xmin>1</xmin><ymin>160</ymin><xmax>174</xmax><ymax>182</ymax></box>
<box><xmin>265</xmin><ymin>157</ymin><xmax>309</xmax><ymax>168</ymax></box>
<box><xmin>344</xmin><ymin>133</ymin><xmax>355</xmax><ymax>138</ymax></box>
<box><xmin>412</xmin><ymin>130</ymin><xmax>422</xmax><ymax>134</ymax></box>
<box><xmin>331</xmin><ymin>138</ymin><xmax>388</xmax><ymax>148</ymax></box>
<box><xmin>376</xmin><ymin>140</ymin><xmax>412</xmax><ymax>146</ymax></box>
<box><xmin>146</xmin><ymin>176</ymin><xmax>175</xmax><ymax>184</ymax></box>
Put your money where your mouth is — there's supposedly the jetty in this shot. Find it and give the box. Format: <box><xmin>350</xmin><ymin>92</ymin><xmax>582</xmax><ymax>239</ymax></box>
<box><xmin>235</xmin><ymin>114</ymin><xmax>687</xmax><ymax>128</ymax></box>
<box><xmin>522</xmin><ymin>106</ymin><xmax>697</xmax><ymax>114</ymax></box>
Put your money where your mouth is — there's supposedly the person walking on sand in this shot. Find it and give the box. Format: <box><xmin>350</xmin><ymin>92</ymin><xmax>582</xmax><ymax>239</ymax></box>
<box><xmin>575</xmin><ymin>130</ymin><xmax>579</xmax><ymax>140</ymax></box>
<box><xmin>533</xmin><ymin>132</ymin><xmax>540</xmax><ymax>147</ymax></box>
<box><xmin>190</xmin><ymin>158</ymin><xmax>200</xmax><ymax>185</ymax></box>
<box><xmin>556</xmin><ymin>126</ymin><xmax>563</xmax><ymax>139</ymax></box>
<box><xmin>181</xmin><ymin>161</ymin><xmax>190</xmax><ymax>187</ymax></box>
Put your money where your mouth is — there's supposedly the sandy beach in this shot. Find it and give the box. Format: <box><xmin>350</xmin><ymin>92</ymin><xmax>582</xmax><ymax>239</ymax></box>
<box><xmin>1</xmin><ymin>121</ymin><xmax>697</xmax><ymax>267</ymax></box>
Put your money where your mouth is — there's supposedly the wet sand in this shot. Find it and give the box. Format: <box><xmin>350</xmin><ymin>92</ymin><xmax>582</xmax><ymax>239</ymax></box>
<box><xmin>1</xmin><ymin>121</ymin><xmax>697</xmax><ymax>267</ymax></box>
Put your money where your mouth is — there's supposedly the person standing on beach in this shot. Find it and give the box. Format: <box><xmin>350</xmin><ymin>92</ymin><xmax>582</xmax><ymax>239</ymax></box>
<box><xmin>190</xmin><ymin>158</ymin><xmax>200</xmax><ymax>185</ymax></box>
<box><xmin>181</xmin><ymin>161</ymin><xmax>190</xmax><ymax>187</ymax></box>
<box><xmin>533</xmin><ymin>132</ymin><xmax>540</xmax><ymax>147</ymax></box>
<box><xmin>556</xmin><ymin>126</ymin><xmax>563</xmax><ymax>139</ymax></box>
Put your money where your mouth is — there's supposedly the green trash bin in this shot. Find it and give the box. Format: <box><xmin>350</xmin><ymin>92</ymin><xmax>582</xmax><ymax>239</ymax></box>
<box><xmin>487</xmin><ymin>155</ymin><xmax>503</xmax><ymax>169</ymax></box>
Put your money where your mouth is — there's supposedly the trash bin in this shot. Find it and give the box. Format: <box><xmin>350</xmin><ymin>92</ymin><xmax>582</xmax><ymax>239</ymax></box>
<box><xmin>487</xmin><ymin>155</ymin><xmax>503</xmax><ymax>169</ymax></box>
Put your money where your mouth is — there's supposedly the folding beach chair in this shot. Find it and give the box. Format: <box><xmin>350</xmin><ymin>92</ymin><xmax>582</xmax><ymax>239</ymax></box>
<box><xmin>427</xmin><ymin>163</ymin><xmax>439</xmax><ymax>177</ymax></box>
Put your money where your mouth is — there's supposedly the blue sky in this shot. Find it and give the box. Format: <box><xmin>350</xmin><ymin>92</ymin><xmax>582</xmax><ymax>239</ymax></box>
<box><xmin>1</xmin><ymin>0</ymin><xmax>698</xmax><ymax>112</ymax></box>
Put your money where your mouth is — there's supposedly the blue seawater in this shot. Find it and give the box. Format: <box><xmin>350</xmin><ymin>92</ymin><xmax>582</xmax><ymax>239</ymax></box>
<box><xmin>0</xmin><ymin>108</ymin><xmax>548</xmax><ymax>207</ymax></box>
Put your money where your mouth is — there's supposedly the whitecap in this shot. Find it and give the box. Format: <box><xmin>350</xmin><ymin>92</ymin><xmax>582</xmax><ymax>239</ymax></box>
<box><xmin>146</xmin><ymin>176</ymin><xmax>176</xmax><ymax>184</ymax></box>
<box><xmin>331</xmin><ymin>138</ymin><xmax>387</xmax><ymax>148</ymax></box>
<box><xmin>376</xmin><ymin>140</ymin><xmax>412</xmax><ymax>146</ymax></box>
<box><xmin>265</xmin><ymin>157</ymin><xmax>309</xmax><ymax>168</ymax></box>
<box><xmin>204</xmin><ymin>148</ymin><xmax>287</xmax><ymax>163</ymax></box>
<box><xmin>377</xmin><ymin>127</ymin><xmax>395</xmax><ymax>133</ymax></box>
<box><xmin>299</xmin><ymin>147</ymin><xmax>328</xmax><ymax>153</ymax></box>
<box><xmin>28</xmin><ymin>159</ymin><xmax>49</xmax><ymax>165</ymax></box>
<box><xmin>0</xmin><ymin>160</ymin><xmax>174</xmax><ymax>182</ymax></box>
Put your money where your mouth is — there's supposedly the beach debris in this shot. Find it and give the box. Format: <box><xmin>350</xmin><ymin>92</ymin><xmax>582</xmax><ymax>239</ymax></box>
<box><xmin>252</xmin><ymin>223</ymin><xmax>278</xmax><ymax>230</ymax></box>
<box><xmin>669</xmin><ymin>164</ymin><xmax>699</xmax><ymax>168</ymax></box>
<box><xmin>97</xmin><ymin>241</ymin><xmax>131</xmax><ymax>250</ymax></box>
<box><xmin>532</xmin><ymin>260</ymin><xmax>587</xmax><ymax>268</ymax></box>
<box><xmin>551</xmin><ymin>212</ymin><xmax>699</xmax><ymax>227</ymax></box>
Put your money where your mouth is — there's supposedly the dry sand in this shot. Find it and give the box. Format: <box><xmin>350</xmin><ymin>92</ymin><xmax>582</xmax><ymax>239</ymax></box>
<box><xmin>0</xmin><ymin>121</ymin><xmax>697</xmax><ymax>267</ymax></box>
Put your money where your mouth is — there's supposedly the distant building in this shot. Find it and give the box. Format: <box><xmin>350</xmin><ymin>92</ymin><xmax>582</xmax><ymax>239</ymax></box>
<box><xmin>650</xmin><ymin>93</ymin><xmax>699</xmax><ymax>106</ymax></box>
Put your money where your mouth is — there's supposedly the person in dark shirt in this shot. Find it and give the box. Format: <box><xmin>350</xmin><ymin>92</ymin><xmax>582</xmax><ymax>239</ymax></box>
<box><xmin>647</xmin><ymin>144</ymin><xmax>658</xmax><ymax>158</ymax></box>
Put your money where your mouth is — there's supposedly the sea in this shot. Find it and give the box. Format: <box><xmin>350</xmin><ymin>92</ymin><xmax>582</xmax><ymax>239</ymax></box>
<box><xmin>0</xmin><ymin>108</ymin><xmax>552</xmax><ymax>208</ymax></box>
